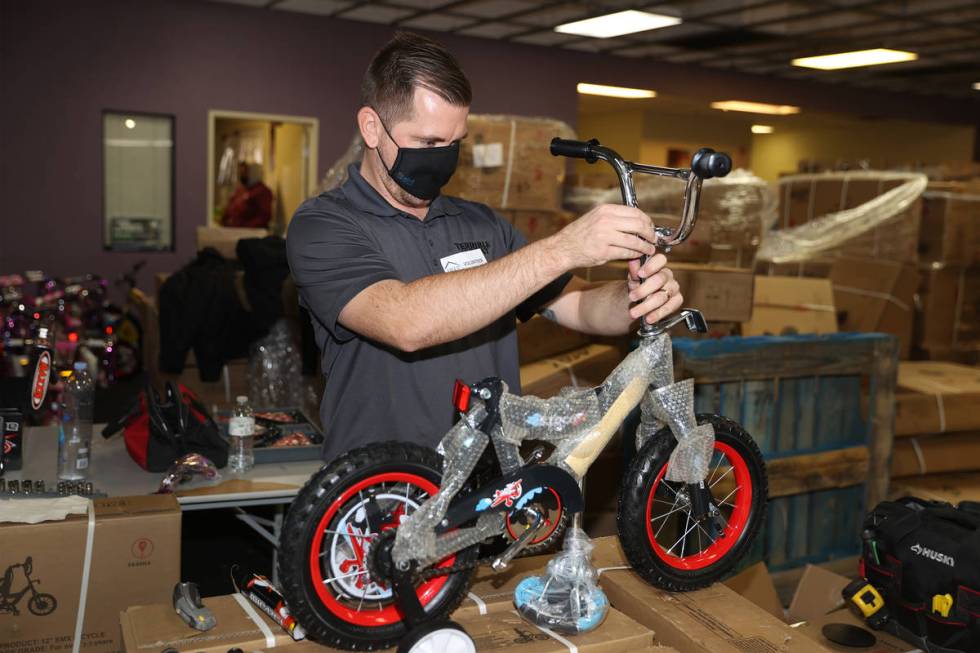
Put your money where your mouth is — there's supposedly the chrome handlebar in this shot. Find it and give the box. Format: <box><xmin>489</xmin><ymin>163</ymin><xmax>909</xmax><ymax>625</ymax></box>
<box><xmin>550</xmin><ymin>138</ymin><xmax>732</xmax><ymax>249</ymax></box>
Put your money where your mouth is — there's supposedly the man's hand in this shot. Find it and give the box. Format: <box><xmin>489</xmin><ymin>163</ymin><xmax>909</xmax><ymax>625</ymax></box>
<box><xmin>549</xmin><ymin>204</ymin><xmax>657</xmax><ymax>269</ymax></box>
<box><xmin>627</xmin><ymin>254</ymin><xmax>683</xmax><ymax>325</ymax></box>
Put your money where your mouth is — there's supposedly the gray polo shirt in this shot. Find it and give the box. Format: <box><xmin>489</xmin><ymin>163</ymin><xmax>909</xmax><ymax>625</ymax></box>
<box><xmin>287</xmin><ymin>164</ymin><xmax>570</xmax><ymax>461</ymax></box>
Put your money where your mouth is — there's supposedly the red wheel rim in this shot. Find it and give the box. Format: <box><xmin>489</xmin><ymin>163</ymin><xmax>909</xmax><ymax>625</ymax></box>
<box><xmin>644</xmin><ymin>441</ymin><xmax>753</xmax><ymax>571</ymax></box>
<box><xmin>505</xmin><ymin>487</ymin><xmax>562</xmax><ymax>545</ymax></box>
<box><xmin>308</xmin><ymin>472</ymin><xmax>455</xmax><ymax>626</ymax></box>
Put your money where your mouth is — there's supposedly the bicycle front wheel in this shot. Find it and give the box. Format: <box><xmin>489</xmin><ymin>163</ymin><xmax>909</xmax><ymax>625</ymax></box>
<box><xmin>617</xmin><ymin>414</ymin><xmax>767</xmax><ymax>591</ymax></box>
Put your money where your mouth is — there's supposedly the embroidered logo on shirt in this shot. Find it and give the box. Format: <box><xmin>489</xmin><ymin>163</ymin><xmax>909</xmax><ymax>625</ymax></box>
<box><xmin>440</xmin><ymin>248</ymin><xmax>488</xmax><ymax>272</ymax></box>
<box><xmin>454</xmin><ymin>241</ymin><xmax>489</xmax><ymax>256</ymax></box>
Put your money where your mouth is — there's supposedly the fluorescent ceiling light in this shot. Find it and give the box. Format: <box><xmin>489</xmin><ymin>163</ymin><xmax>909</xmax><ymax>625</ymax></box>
<box><xmin>124</xmin><ymin>118</ymin><xmax>136</xmax><ymax>129</ymax></box>
<box><xmin>792</xmin><ymin>48</ymin><xmax>918</xmax><ymax>70</ymax></box>
<box><xmin>973</xmin><ymin>82</ymin><xmax>980</xmax><ymax>91</ymax></box>
<box><xmin>577</xmin><ymin>83</ymin><xmax>656</xmax><ymax>99</ymax></box>
<box><xmin>711</xmin><ymin>100</ymin><xmax>800</xmax><ymax>115</ymax></box>
<box><xmin>751</xmin><ymin>124</ymin><xmax>774</xmax><ymax>134</ymax></box>
<box><xmin>556</xmin><ymin>10</ymin><xmax>680</xmax><ymax>39</ymax></box>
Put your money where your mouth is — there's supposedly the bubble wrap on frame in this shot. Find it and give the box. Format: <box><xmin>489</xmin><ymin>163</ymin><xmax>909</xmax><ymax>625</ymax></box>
<box><xmin>757</xmin><ymin>171</ymin><xmax>927</xmax><ymax>263</ymax></box>
<box><xmin>392</xmin><ymin>414</ymin><xmax>489</xmax><ymax>567</ymax></box>
<box><xmin>513</xmin><ymin>526</ymin><xmax>608</xmax><ymax>634</ymax></box>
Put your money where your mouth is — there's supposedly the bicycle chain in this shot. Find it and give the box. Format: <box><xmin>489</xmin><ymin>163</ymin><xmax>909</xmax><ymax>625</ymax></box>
<box><xmin>418</xmin><ymin>553</ymin><xmax>499</xmax><ymax>581</ymax></box>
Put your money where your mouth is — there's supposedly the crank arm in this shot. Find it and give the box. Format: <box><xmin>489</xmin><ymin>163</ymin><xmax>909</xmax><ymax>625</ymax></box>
<box><xmin>492</xmin><ymin>507</ymin><xmax>543</xmax><ymax>571</ymax></box>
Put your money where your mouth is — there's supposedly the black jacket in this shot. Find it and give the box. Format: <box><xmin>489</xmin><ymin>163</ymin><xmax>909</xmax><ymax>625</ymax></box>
<box><xmin>158</xmin><ymin>248</ymin><xmax>260</xmax><ymax>381</ymax></box>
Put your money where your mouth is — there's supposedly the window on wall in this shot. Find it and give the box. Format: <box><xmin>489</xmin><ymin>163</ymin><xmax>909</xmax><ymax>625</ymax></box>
<box><xmin>103</xmin><ymin>111</ymin><xmax>174</xmax><ymax>251</ymax></box>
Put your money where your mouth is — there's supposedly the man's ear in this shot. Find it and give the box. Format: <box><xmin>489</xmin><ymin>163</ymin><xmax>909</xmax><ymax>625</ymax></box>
<box><xmin>357</xmin><ymin>107</ymin><xmax>381</xmax><ymax>149</ymax></box>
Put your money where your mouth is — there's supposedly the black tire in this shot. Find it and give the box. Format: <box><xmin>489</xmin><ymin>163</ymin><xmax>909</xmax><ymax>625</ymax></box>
<box><xmin>28</xmin><ymin>593</ymin><xmax>57</xmax><ymax>616</ymax></box>
<box><xmin>278</xmin><ymin>442</ymin><xmax>478</xmax><ymax>651</ymax></box>
<box><xmin>617</xmin><ymin>414</ymin><xmax>767</xmax><ymax>591</ymax></box>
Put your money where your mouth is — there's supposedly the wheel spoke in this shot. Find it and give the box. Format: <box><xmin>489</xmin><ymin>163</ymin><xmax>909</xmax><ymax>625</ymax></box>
<box><xmin>655</xmin><ymin>492</ymin><xmax>682</xmax><ymax>538</ymax></box>
<box><xmin>709</xmin><ymin>466</ymin><xmax>732</xmax><ymax>488</ymax></box>
<box><xmin>323</xmin><ymin>569</ymin><xmax>368</xmax><ymax>585</ymax></box>
<box><xmin>715</xmin><ymin>485</ymin><xmax>739</xmax><ymax>507</ymax></box>
<box><xmin>650</xmin><ymin>504</ymin><xmax>687</xmax><ymax>523</ymax></box>
<box><xmin>668</xmin><ymin>512</ymin><xmax>699</xmax><ymax>555</ymax></box>
<box><xmin>707</xmin><ymin>455</ymin><xmax>724</xmax><ymax>487</ymax></box>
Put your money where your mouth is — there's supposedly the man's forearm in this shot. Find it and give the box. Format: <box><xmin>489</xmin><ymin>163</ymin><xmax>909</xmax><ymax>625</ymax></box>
<box><xmin>576</xmin><ymin>280</ymin><xmax>634</xmax><ymax>335</ymax></box>
<box><xmin>355</xmin><ymin>238</ymin><xmax>567</xmax><ymax>351</ymax></box>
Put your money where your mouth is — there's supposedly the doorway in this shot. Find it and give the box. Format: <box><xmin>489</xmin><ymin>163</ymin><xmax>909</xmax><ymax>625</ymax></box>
<box><xmin>207</xmin><ymin>110</ymin><xmax>318</xmax><ymax>234</ymax></box>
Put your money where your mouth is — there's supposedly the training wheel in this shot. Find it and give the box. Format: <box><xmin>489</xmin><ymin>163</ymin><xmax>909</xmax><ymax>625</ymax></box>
<box><xmin>397</xmin><ymin>620</ymin><xmax>475</xmax><ymax>653</ymax></box>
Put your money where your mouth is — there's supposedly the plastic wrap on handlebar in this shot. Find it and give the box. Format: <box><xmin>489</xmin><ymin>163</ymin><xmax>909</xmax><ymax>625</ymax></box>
<box><xmin>691</xmin><ymin>148</ymin><xmax>732</xmax><ymax>179</ymax></box>
<box><xmin>550</xmin><ymin>137</ymin><xmax>598</xmax><ymax>162</ymax></box>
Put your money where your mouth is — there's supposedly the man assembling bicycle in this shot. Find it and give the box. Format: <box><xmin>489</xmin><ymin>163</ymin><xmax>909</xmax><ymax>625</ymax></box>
<box><xmin>286</xmin><ymin>31</ymin><xmax>682</xmax><ymax>463</ymax></box>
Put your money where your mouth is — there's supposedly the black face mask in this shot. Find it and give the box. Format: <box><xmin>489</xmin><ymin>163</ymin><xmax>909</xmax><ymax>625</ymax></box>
<box><xmin>376</xmin><ymin>117</ymin><xmax>460</xmax><ymax>201</ymax></box>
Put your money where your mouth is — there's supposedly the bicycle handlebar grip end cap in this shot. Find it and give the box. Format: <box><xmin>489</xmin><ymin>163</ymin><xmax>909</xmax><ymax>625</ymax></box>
<box><xmin>691</xmin><ymin>147</ymin><xmax>732</xmax><ymax>179</ymax></box>
<box><xmin>550</xmin><ymin>137</ymin><xmax>599</xmax><ymax>163</ymax></box>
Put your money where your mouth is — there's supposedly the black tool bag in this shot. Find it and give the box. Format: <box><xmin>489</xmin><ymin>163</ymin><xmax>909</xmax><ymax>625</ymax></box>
<box><xmin>859</xmin><ymin>497</ymin><xmax>980</xmax><ymax>653</ymax></box>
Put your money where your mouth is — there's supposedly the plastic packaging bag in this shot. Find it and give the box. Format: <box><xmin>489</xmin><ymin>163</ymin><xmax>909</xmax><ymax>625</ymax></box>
<box><xmin>513</xmin><ymin>527</ymin><xmax>609</xmax><ymax>635</ymax></box>
<box><xmin>247</xmin><ymin>319</ymin><xmax>303</xmax><ymax>408</ymax></box>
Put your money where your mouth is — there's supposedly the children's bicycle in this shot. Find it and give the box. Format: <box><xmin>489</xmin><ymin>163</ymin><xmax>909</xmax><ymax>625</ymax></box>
<box><xmin>279</xmin><ymin>138</ymin><xmax>768</xmax><ymax>651</ymax></box>
<box><xmin>0</xmin><ymin>557</ymin><xmax>58</xmax><ymax>617</ymax></box>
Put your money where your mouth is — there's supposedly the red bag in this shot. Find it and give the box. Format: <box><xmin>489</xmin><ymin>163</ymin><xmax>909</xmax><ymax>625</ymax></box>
<box><xmin>102</xmin><ymin>381</ymin><xmax>228</xmax><ymax>472</ymax></box>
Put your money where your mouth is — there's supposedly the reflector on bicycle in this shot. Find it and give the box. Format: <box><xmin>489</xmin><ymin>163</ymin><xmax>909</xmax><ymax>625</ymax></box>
<box><xmin>452</xmin><ymin>379</ymin><xmax>471</xmax><ymax>412</ymax></box>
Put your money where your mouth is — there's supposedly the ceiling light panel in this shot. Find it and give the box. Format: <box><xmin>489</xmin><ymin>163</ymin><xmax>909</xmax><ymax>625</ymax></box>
<box><xmin>577</xmin><ymin>83</ymin><xmax>656</xmax><ymax>99</ymax></box>
<box><xmin>555</xmin><ymin>10</ymin><xmax>681</xmax><ymax>39</ymax></box>
<box><xmin>710</xmin><ymin>100</ymin><xmax>801</xmax><ymax>115</ymax></box>
<box><xmin>792</xmin><ymin>48</ymin><xmax>918</xmax><ymax>70</ymax></box>
<box><xmin>751</xmin><ymin>124</ymin><xmax>774</xmax><ymax>134</ymax></box>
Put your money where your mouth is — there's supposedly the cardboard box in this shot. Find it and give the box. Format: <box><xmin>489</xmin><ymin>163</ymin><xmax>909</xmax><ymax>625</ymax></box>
<box><xmin>890</xmin><ymin>431</ymin><xmax>980</xmax><ymax>477</ymax></box>
<box><xmin>919</xmin><ymin>191</ymin><xmax>980</xmax><ymax>266</ymax></box>
<box><xmin>122</xmin><ymin>595</ymin><xmax>656</xmax><ymax>653</ymax></box>
<box><xmin>504</xmin><ymin>209</ymin><xmax>576</xmax><ymax>243</ymax></box>
<box><xmin>743</xmin><ymin>276</ymin><xmax>837</xmax><ymax>336</ymax></box>
<box><xmin>584</xmin><ymin>262</ymin><xmax>754</xmax><ymax>323</ymax></box>
<box><xmin>517</xmin><ymin>315</ymin><xmax>591</xmax><ymax>365</ymax></box>
<box><xmin>443</xmin><ymin>115</ymin><xmax>572</xmax><ymax>212</ymax></box>
<box><xmin>197</xmin><ymin>226</ymin><xmax>268</xmax><ymax>259</ymax></box>
<box><xmin>894</xmin><ymin>362</ymin><xmax>980</xmax><ymax>436</ymax></box>
<box><xmin>789</xmin><ymin>566</ymin><xmax>921</xmax><ymax>653</ymax></box>
<box><xmin>724</xmin><ymin>562</ymin><xmax>786</xmax><ymax>621</ymax></box>
<box><xmin>599</xmin><ymin>567</ymin><xmax>835</xmax><ymax>653</ymax></box>
<box><xmin>462</xmin><ymin>607</ymin><xmax>654</xmax><ymax>653</ymax></box>
<box><xmin>829</xmin><ymin>258</ymin><xmax>918</xmax><ymax>359</ymax></box>
<box><xmin>0</xmin><ymin>495</ymin><xmax>180</xmax><ymax>653</ymax></box>
<box><xmin>520</xmin><ymin>344</ymin><xmax>620</xmax><ymax>398</ymax></box>
<box><xmin>889</xmin><ymin>471</ymin><xmax>980</xmax><ymax>504</ymax></box>
<box><xmin>915</xmin><ymin>264</ymin><xmax>980</xmax><ymax>350</ymax></box>
<box><xmin>120</xmin><ymin>593</ymin><xmax>296</xmax><ymax>653</ymax></box>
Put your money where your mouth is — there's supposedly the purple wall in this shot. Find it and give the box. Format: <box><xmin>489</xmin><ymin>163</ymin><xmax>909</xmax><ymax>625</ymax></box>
<box><xmin>2</xmin><ymin>0</ymin><xmax>977</xmax><ymax>291</ymax></box>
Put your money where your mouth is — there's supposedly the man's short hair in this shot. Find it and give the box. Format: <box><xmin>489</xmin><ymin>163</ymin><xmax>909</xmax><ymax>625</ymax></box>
<box><xmin>362</xmin><ymin>31</ymin><xmax>472</xmax><ymax>125</ymax></box>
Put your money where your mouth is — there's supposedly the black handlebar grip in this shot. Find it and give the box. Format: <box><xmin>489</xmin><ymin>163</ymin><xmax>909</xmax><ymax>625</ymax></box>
<box><xmin>550</xmin><ymin>137</ymin><xmax>599</xmax><ymax>163</ymax></box>
<box><xmin>691</xmin><ymin>148</ymin><xmax>733</xmax><ymax>179</ymax></box>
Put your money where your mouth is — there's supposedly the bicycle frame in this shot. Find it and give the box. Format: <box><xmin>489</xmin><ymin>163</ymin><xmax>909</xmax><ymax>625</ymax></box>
<box><xmin>390</xmin><ymin>142</ymin><xmax>731</xmax><ymax>571</ymax></box>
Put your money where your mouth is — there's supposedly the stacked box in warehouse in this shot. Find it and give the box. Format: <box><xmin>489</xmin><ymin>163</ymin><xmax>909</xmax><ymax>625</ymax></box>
<box><xmin>829</xmin><ymin>257</ymin><xmax>919</xmax><ymax>359</ymax></box>
<box><xmin>564</xmin><ymin>170</ymin><xmax>772</xmax><ymax>269</ymax></box>
<box><xmin>672</xmin><ymin>333</ymin><xmax>898</xmax><ymax>570</ymax></box>
<box><xmin>919</xmin><ymin>189</ymin><xmax>980</xmax><ymax>266</ymax></box>
<box><xmin>890</xmin><ymin>362</ymin><xmax>980</xmax><ymax>487</ymax></box>
<box><xmin>758</xmin><ymin>171</ymin><xmax>927</xmax><ymax>275</ymax></box>
<box><xmin>914</xmin><ymin>263</ymin><xmax>980</xmax><ymax>364</ymax></box>
<box><xmin>442</xmin><ymin>114</ymin><xmax>575</xmax><ymax>211</ymax></box>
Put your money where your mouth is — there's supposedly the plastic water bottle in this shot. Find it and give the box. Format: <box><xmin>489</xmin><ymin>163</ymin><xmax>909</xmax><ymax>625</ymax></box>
<box><xmin>58</xmin><ymin>361</ymin><xmax>94</xmax><ymax>480</ymax></box>
<box><xmin>228</xmin><ymin>395</ymin><xmax>255</xmax><ymax>473</ymax></box>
